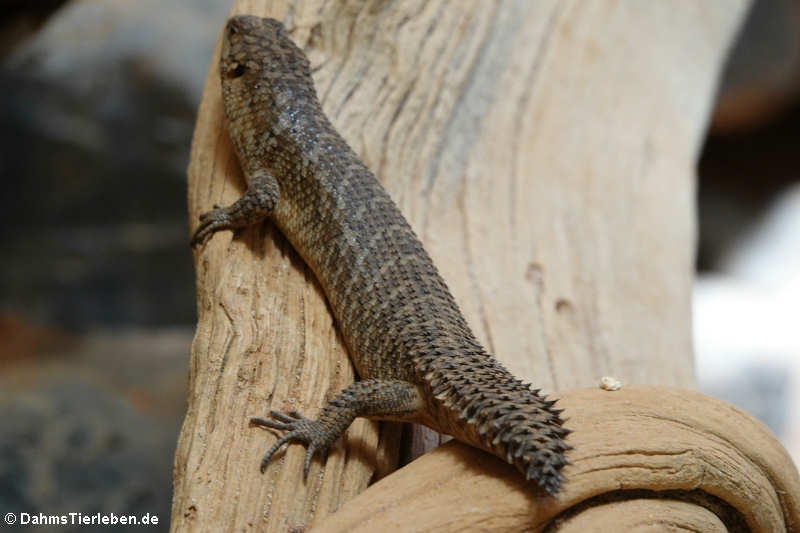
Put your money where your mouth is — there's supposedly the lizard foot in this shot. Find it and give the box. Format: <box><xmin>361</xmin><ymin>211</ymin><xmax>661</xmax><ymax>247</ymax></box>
<box><xmin>191</xmin><ymin>205</ymin><xmax>236</xmax><ymax>247</ymax></box>
<box><xmin>250</xmin><ymin>410</ymin><xmax>333</xmax><ymax>476</ymax></box>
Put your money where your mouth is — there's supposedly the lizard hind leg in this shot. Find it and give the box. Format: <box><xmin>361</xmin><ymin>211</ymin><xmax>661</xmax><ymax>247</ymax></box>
<box><xmin>251</xmin><ymin>379</ymin><xmax>425</xmax><ymax>476</ymax></box>
<box><xmin>191</xmin><ymin>171</ymin><xmax>280</xmax><ymax>246</ymax></box>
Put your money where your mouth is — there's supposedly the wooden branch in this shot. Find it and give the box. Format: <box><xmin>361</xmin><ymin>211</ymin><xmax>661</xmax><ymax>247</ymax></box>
<box><xmin>170</xmin><ymin>1</ymin><xmax>776</xmax><ymax>531</ymax></box>
<box><xmin>312</xmin><ymin>387</ymin><xmax>800</xmax><ymax>533</ymax></box>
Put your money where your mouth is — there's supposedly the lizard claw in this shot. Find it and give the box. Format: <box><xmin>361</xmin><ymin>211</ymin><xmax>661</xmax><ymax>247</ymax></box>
<box><xmin>191</xmin><ymin>205</ymin><xmax>234</xmax><ymax>247</ymax></box>
<box><xmin>250</xmin><ymin>410</ymin><xmax>331</xmax><ymax>476</ymax></box>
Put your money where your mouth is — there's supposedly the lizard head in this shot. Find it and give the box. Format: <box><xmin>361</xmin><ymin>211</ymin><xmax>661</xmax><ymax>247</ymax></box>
<box><xmin>219</xmin><ymin>15</ymin><xmax>318</xmax><ymax>166</ymax></box>
<box><xmin>220</xmin><ymin>15</ymin><xmax>312</xmax><ymax>93</ymax></box>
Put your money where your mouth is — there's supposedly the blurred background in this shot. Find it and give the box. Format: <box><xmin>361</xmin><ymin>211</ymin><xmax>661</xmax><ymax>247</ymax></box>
<box><xmin>1</xmin><ymin>0</ymin><xmax>798</xmax><ymax>530</ymax></box>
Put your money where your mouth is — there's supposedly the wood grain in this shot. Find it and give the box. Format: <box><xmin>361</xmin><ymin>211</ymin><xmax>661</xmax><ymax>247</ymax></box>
<box><xmin>171</xmin><ymin>1</ymin><xmax>772</xmax><ymax>531</ymax></box>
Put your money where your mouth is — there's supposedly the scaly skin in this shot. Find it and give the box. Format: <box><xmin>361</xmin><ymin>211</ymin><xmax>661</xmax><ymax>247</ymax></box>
<box><xmin>193</xmin><ymin>15</ymin><xmax>570</xmax><ymax>495</ymax></box>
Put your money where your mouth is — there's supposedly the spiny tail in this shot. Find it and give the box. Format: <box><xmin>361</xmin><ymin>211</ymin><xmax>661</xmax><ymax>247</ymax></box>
<box><xmin>424</xmin><ymin>356</ymin><xmax>571</xmax><ymax>495</ymax></box>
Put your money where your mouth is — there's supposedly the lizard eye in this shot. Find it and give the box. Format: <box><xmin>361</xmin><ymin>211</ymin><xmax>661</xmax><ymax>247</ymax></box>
<box><xmin>228</xmin><ymin>63</ymin><xmax>246</xmax><ymax>79</ymax></box>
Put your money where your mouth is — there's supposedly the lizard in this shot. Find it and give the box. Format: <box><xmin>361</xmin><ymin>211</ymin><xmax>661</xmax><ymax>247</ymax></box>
<box><xmin>192</xmin><ymin>14</ymin><xmax>571</xmax><ymax>496</ymax></box>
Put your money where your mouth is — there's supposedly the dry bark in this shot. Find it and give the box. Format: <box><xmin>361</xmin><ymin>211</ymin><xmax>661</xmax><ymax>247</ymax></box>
<box><xmin>169</xmin><ymin>1</ymin><xmax>800</xmax><ymax>532</ymax></box>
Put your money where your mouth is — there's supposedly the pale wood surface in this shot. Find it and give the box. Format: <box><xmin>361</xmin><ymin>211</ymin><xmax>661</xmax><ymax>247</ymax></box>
<box><xmin>171</xmin><ymin>1</ymin><xmax>766</xmax><ymax>531</ymax></box>
<box><xmin>555</xmin><ymin>500</ymin><xmax>730</xmax><ymax>533</ymax></box>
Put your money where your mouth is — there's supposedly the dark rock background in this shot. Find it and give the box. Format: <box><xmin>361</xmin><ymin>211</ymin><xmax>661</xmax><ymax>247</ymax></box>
<box><xmin>0</xmin><ymin>1</ymin><xmax>228</xmax><ymax>530</ymax></box>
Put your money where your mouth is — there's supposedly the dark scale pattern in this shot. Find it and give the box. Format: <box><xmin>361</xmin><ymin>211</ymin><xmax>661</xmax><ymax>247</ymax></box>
<box><xmin>192</xmin><ymin>15</ymin><xmax>570</xmax><ymax>495</ymax></box>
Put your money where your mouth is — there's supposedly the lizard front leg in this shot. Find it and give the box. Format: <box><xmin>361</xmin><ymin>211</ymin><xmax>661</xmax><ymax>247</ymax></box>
<box><xmin>251</xmin><ymin>379</ymin><xmax>425</xmax><ymax>476</ymax></box>
<box><xmin>191</xmin><ymin>171</ymin><xmax>280</xmax><ymax>246</ymax></box>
